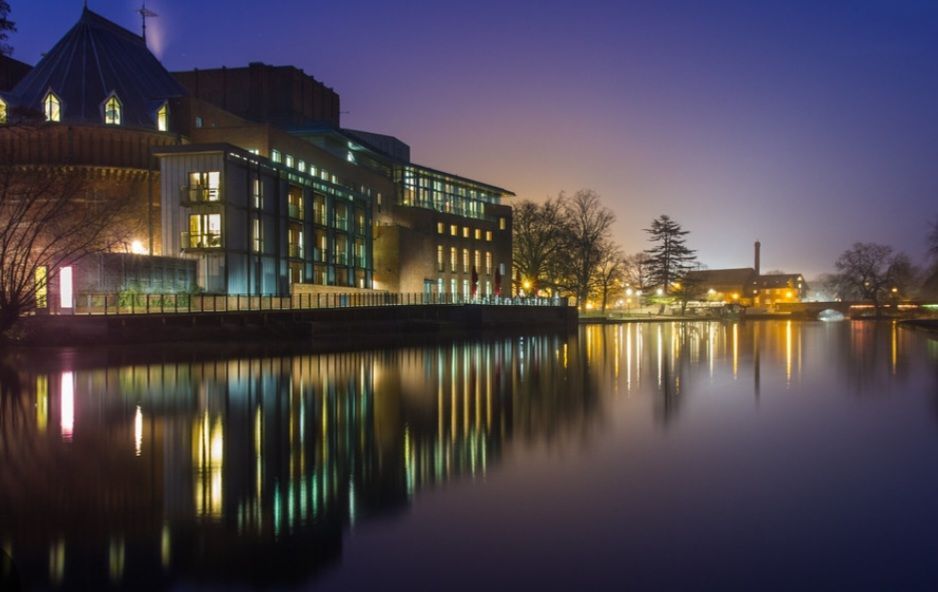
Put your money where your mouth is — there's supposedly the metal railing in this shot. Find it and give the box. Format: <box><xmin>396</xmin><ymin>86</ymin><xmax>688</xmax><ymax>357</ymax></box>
<box><xmin>61</xmin><ymin>292</ymin><xmax>570</xmax><ymax>316</ymax></box>
<box><xmin>181</xmin><ymin>186</ymin><xmax>220</xmax><ymax>204</ymax></box>
<box><xmin>181</xmin><ymin>231</ymin><xmax>222</xmax><ymax>249</ymax></box>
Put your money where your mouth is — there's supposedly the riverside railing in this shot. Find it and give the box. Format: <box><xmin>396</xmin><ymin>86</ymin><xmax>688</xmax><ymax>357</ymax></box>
<box><xmin>62</xmin><ymin>292</ymin><xmax>569</xmax><ymax>316</ymax></box>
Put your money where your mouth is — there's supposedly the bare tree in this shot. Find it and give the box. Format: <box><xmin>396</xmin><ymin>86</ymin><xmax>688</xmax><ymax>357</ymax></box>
<box><xmin>832</xmin><ymin>242</ymin><xmax>916</xmax><ymax>310</ymax></box>
<box><xmin>671</xmin><ymin>274</ymin><xmax>704</xmax><ymax>315</ymax></box>
<box><xmin>0</xmin><ymin>129</ymin><xmax>135</xmax><ymax>340</ymax></box>
<box><xmin>644</xmin><ymin>215</ymin><xmax>696</xmax><ymax>295</ymax></box>
<box><xmin>511</xmin><ymin>196</ymin><xmax>566</xmax><ymax>295</ymax></box>
<box><xmin>556</xmin><ymin>190</ymin><xmax>616</xmax><ymax>307</ymax></box>
<box><xmin>623</xmin><ymin>252</ymin><xmax>654</xmax><ymax>295</ymax></box>
<box><xmin>592</xmin><ymin>240</ymin><xmax>625</xmax><ymax>314</ymax></box>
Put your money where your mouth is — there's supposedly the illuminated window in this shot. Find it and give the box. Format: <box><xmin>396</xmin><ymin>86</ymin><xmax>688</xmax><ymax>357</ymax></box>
<box><xmin>474</xmin><ymin>228</ymin><xmax>481</xmax><ymax>240</ymax></box>
<box><xmin>462</xmin><ymin>248</ymin><xmax>470</xmax><ymax>273</ymax></box>
<box><xmin>271</xmin><ymin>149</ymin><xmax>282</xmax><ymax>164</ymax></box>
<box><xmin>156</xmin><ymin>102</ymin><xmax>169</xmax><ymax>131</ymax></box>
<box><xmin>188</xmin><ymin>171</ymin><xmax>220</xmax><ymax>201</ymax></box>
<box><xmin>462</xmin><ymin>226</ymin><xmax>469</xmax><ymax>238</ymax></box>
<box><xmin>252</xmin><ymin>218</ymin><xmax>263</xmax><ymax>253</ymax></box>
<box><xmin>485</xmin><ymin>230</ymin><xmax>493</xmax><ymax>242</ymax></box>
<box><xmin>59</xmin><ymin>266</ymin><xmax>73</xmax><ymax>309</ymax></box>
<box><xmin>194</xmin><ymin>115</ymin><xmax>203</xmax><ymax>128</ymax></box>
<box><xmin>187</xmin><ymin>214</ymin><xmax>222</xmax><ymax>248</ymax></box>
<box><xmin>285</xmin><ymin>154</ymin><xmax>294</xmax><ymax>168</ymax></box>
<box><xmin>485</xmin><ymin>252</ymin><xmax>492</xmax><ymax>274</ymax></box>
<box><xmin>437</xmin><ymin>245</ymin><xmax>445</xmax><ymax>272</ymax></box>
<box><xmin>103</xmin><ymin>94</ymin><xmax>122</xmax><ymax>125</ymax></box>
<box><xmin>252</xmin><ymin>177</ymin><xmax>263</xmax><ymax>209</ymax></box>
<box><xmin>35</xmin><ymin>266</ymin><xmax>48</xmax><ymax>308</ymax></box>
<box><xmin>43</xmin><ymin>91</ymin><xmax>61</xmax><ymax>122</ymax></box>
<box><xmin>499</xmin><ymin>217</ymin><xmax>507</xmax><ymax>230</ymax></box>
<box><xmin>0</xmin><ymin>98</ymin><xmax>6</xmax><ymax>124</ymax></box>
<box><xmin>450</xmin><ymin>247</ymin><xmax>457</xmax><ymax>272</ymax></box>
<box><xmin>437</xmin><ymin>222</ymin><xmax>444</xmax><ymax>235</ymax></box>
<box><xmin>450</xmin><ymin>224</ymin><xmax>458</xmax><ymax>237</ymax></box>
<box><xmin>474</xmin><ymin>250</ymin><xmax>481</xmax><ymax>271</ymax></box>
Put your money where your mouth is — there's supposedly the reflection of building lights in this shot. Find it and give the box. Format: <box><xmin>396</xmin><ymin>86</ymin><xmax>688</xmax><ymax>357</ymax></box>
<box><xmin>134</xmin><ymin>406</ymin><xmax>143</xmax><ymax>456</ymax></box>
<box><xmin>60</xmin><ymin>371</ymin><xmax>74</xmax><ymax>441</ymax></box>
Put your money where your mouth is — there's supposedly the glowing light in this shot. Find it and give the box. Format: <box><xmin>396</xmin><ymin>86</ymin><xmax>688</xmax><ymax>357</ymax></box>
<box><xmin>522</xmin><ymin>279</ymin><xmax>532</xmax><ymax>291</ymax></box>
<box><xmin>732</xmin><ymin>293</ymin><xmax>739</xmax><ymax>300</ymax></box>
<box><xmin>707</xmin><ymin>288</ymin><xmax>716</xmax><ymax>295</ymax></box>
<box><xmin>60</xmin><ymin>371</ymin><xmax>74</xmax><ymax>441</ymax></box>
<box><xmin>786</xmin><ymin>291</ymin><xmax>794</xmax><ymax>299</ymax></box>
<box><xmin>59</xmin><ymin>266</ymin><xmax>73</xmax><ymax>309</ymax></box>
<box><xmin>130</xmin><ymin>239</ymin><xmax>148</xmax><ymax>255</ymax></box>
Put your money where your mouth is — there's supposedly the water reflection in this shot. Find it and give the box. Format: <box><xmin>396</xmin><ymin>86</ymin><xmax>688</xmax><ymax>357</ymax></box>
<box><xmin>0</xmin><ymin>321</ymin><xmax>935</xmax><ymax>590</ymax></box>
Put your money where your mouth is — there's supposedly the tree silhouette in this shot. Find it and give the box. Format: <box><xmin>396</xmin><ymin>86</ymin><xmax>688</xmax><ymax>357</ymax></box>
<box><xmin>644</xmin><ymin>215</ymin><xmax>696</xmax><ymax>295</ymax></box>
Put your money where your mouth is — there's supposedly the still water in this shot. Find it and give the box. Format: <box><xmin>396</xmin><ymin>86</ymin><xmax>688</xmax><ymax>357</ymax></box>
<box><xmin>1</xmin><ymin>321</ymin><xmax>937</xmax><ymax>591</ymax></box>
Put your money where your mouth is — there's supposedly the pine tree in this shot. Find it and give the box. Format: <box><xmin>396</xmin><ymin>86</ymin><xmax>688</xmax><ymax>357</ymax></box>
<box><xmin>644</xmin><ymin>215</ymin><xmax>696</xmax><ymax>295</ymax></box>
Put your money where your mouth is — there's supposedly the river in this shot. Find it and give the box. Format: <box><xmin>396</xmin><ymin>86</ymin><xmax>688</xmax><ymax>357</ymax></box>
<box><xmin>1</xmin><ymin>320</ymin><xmax>937</xmax><ymax>591</ymax></box>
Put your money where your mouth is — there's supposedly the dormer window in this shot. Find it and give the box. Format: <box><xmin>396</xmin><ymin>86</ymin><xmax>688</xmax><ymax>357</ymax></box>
<box><xmin>103</xmin><ymin>94</ymin><xmax>122</xmax><ymax>125</ymax></box>
<box><xmin>43</xmin><ymin>91</ymin><xmax>61</xmax><ymax>122</ymax></box>
<box><xmin>0</xmin><ymin>98</ymin><xmax>6</xmax><ymax>124</ymax></box>
<box><xmin>156</xmin><ymin>103</ymin><xmax>169</xmax><ymax>131</ymax></box>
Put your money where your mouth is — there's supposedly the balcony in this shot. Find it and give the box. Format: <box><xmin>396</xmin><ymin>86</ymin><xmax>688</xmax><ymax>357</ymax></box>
<box><xmin>288</xmin><ymin>203</ymin><xmax>304</xmax><ymax>220</ymax></box>
<box><xmin>181</xmin><ymin>186</ymin><xmax>220</xmax><ymax>205</ymax></box>
<box><xmin>181</xmin><ymin>231</ymin><xmax>222</xmax><ymax>249</ymax></box>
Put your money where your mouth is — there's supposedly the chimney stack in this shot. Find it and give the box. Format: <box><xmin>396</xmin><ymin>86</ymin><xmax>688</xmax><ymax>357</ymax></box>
<box><xmin>754</xmin><ymin>240</ymin><xmax>761</xmax><ymax>276</ymax></box>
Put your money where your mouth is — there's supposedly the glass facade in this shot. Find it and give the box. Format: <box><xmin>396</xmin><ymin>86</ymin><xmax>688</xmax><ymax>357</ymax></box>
<box><xmin>397</xmin><ymin>166</ymin><xmax>501</xmax><ymax>220</ymax></box>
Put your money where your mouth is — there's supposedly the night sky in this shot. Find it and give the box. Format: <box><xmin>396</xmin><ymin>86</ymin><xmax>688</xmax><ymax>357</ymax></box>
<box><xmin>10</xmin><ymin>1</ymin><xmax>938</xmax><ymax>276</ymax></box>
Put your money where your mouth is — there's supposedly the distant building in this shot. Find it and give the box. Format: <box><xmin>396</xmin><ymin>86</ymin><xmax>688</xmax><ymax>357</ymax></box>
<box><xmin>686</xmin><ymin>241</ymin><xmax>807</xmax><ymax>307</ymax></box>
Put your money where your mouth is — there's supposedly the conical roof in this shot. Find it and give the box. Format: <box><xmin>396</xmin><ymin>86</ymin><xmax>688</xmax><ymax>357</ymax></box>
<box><xmin>9</xmin><ymin>8</ymin><xmax>185</xmax><ymax>127</ymax></box>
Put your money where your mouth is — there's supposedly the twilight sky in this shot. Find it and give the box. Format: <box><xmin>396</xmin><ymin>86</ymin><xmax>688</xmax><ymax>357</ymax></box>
<box><xmin>10</xmin><ymin>0</ymin><xmax>938</xmax><ymax>276</ymax></box>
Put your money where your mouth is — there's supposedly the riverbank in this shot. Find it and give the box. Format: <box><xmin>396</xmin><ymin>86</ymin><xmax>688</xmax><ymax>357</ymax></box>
<box><xmin>900</xmin><ymin>318</ymin><xmax>938</xmax><ymax>335</ymax></box>
<box><xmin>12</xmin><ymin>303</ymin><xmax>578</xmax><ymax>347</ymax></box>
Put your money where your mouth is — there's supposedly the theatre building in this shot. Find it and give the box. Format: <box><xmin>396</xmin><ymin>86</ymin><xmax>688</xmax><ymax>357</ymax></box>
<box><xmin>1</xmin><ymin>7</ymin><xmax>514</xmax><ymax>302</ymax></box>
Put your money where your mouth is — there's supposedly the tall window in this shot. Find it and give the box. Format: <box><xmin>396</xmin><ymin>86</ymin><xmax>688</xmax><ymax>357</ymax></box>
<box><xmin>450</xmin><ymin>247</ymin><xmax>457</xmax><ymax>272</ymax></box>
<box><xmin>252</xmin><ymin>218</ymin><xmax>263</xmax><ymax>253</ymax></box>
<box><xmin>43</xmin><ymin>91</ymin><xmax>61</xmax><ymax>122</ymax></box>
<box><xmin>437</xmin><ymin>222</ymin><xmax>444</xmax><ymax>235</ymax></box>
<box><xmin>35</xmin><ymin>266</ymin><xmax>48</xmax><ymax>308</ymax></box>
<box><xmin>485</xmin><ymin>230</ymin><xmax>493</xmax><ymax>242</ymax></box>
<box><xmin>450</xmin><ymin>224</ymin><xmax>458</xmax><ymax>237</ymax></box>
<box><xmin>462</xmin><ymin>248</ymin><xmax>470</xmax><ymax>273</ymax></box>
<box><xmin>271</xmin><ymin>149</ymin><xmax>282</xmax><ymax>163</ymax></box>
<box><xmin>103</xmin><ymin>95</ymin><xmax>122</xmax><ymax>125</ymax></box>
<box><xmin>499</xmin><ymin>217</ymin><xmax>507</xmax><ymax>230</ymax></box>
<box><xmin>188</xmin><ymin>214</ymin><xmax>222</xmax><ymax>248</ymax></box>
<box><xmin>0</xmin><ymin>98</ymin><xmax>7</xmax><ymax>124</ymax></box>
<box><xmin>437</xmin><ymin>245</ymin><xmax>445</xmax><ymax>272</ymax></box>
<box><xmin>285</xmin><ymin>154</ymin><xmax>295</xmax><ymax>168</ymax></box>
<box><xmin>252</xmin><ymin>177</ymin><xmax>263</xmax><ymax>209</ymax></box>
<box><xmin>485</xmin><ymin>252</ymin><xmax>492</xmax><ymax>275</ymax></box>
<box><xmin>156</xmin><ymin>103</ymin><xmax>169</xmax><ymax>131</ymax></box>
<box><xmin>474</xmin><ymin>250</ymin><xmax>481</xmax><ymax>271</ymax></box>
